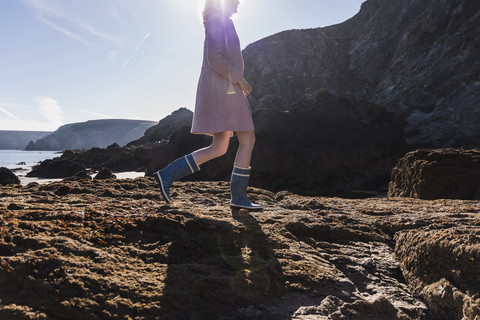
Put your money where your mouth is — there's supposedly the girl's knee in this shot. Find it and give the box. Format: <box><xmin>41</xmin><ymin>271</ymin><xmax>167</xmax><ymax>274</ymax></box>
<box><xmin>238</xmin><ymin>132</ymin><xmax>255</xmax><ymax>149</ymax></box>
<box><xmin>214</xmin><ymin>144</ymin><xmax>228</xmax><ymax>157</ymax></box>
<box><xmin>211</xmin><ymin>140</ymin><xmax>229</xmax><ymax>158</ymax></box>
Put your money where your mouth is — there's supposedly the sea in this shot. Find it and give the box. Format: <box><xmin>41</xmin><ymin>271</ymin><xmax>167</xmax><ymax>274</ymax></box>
<box><xmin>0</xmin><ymin>150</ymin><xmax>145</xmax><ymax>184</ymax></box>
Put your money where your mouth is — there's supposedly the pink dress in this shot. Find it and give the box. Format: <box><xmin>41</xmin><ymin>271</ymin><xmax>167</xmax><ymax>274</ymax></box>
<box><xmin>191</xmin><ymin>13</ymin><xmax>254</xmax><ymax>135</ymax></box>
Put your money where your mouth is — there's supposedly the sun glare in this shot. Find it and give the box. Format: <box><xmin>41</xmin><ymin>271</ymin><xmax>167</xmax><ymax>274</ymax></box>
<box><xmin>192</xmin><ymin>0</ymin><xmax>246</xmax><ymax>24</ymax></box>
<box><xmin>169</xmin><ymin>0</ymin><xmax>206</xmax><ymax>24</ymax></box>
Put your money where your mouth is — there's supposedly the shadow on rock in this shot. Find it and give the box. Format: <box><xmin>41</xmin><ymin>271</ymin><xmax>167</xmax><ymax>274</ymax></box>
<box><xmin>154</xmin><ymin>209</ymin><xmax>285</xmax><ymax>319</ymax></box>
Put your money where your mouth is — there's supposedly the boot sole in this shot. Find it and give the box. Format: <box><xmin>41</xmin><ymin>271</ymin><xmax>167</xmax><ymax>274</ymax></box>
<box><xmin>230</xmin><ymin>204</ymin><xmax>263</xmax><ymax>212</ymax></box>
<box><xmin>154</xmin><ymin>172</ymin><xmax>171</xmax><ymax>203</ymax></box>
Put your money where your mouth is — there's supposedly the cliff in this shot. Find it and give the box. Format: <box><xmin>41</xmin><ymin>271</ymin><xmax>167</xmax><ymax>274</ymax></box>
<box><xmin>25</xmin><ymin>119</ymin><xmax>157</xmax><ymax>151</ymax></box>
<box><xmin>0</xmin><ymin>131</ymin><xmax>50</xmax><ymax>150</ymax></box>
<box><xmin>243</xmin><ymin>0</ymin><xmax>480</xmax><ymax>148</ymax></box>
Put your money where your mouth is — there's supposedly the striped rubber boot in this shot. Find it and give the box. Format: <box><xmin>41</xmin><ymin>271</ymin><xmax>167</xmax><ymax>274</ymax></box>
<box><xmin>154</xmin><ymin>153</ymin><xmax>200</xmax><ymax>202</ymax></box>
<box><xmin>230</xmin><ymin>166</ymin><xmax>263</xmax><ymax>211</ymax></box>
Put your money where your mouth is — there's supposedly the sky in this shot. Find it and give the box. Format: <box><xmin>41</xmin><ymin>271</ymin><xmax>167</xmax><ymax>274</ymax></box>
<box><xmin>0</xmin><ymin>0</ymin><xmax>366</xmax><ymax>131</ymax></box>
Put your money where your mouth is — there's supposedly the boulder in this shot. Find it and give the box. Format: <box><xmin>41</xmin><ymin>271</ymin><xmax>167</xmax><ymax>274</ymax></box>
<box><xmin>27</xmin><ymin>159</ymin><xmax>85</xmax><ymax>179</ymax></box>
<box><xmin>63</xmin><ymin>169</ymin><xmax>93</xmax><ymax>181</ymax></box>
<box><xmin>0</xmin><ymin>167</ymin><xmax>21</xmax><ymax>186</ymax></box>
<box><xmin>388</xmin><ymin>148</ymin><xmax>480</xmax><ymax>200</ymax></box>
<box><xmin>94</xmin><ymin>168</ymin><xmax>116</xmax><ymax>180</ymax></box>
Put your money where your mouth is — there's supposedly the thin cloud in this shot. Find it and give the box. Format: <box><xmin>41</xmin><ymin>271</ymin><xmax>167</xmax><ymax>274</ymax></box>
<box><xmin>23</xmin><ymin>0</ymin><xmax>123</xmax><ymax>47</ymax></box>
<box><xmin>77</xmin><ymin>20</ymin><xmax>124</xmax><ymax>47</ymax></box>
<box><xmin>37</xmin><ymin>15</ymin><xmax>93</xmax><ymax>46</ymax></box>
<box><xmin>0</xmin><ymin>107</ymin><xmax>19</xmax><ymax>120</ymax></box>
<box><xmin>36</xmin><ymin>96</ymin><xmax>64</xmax><ymax>125</ymax></box>
<box><xmin>120</xmin><ymin>33</ymin><xmax>151</xmax><ymax>70</ymax></box>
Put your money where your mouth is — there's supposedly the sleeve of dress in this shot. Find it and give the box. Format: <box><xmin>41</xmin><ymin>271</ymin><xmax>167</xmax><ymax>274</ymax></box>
<box><xmin>205</xmin><ymin>14</ymin><xmax>243</xmax><ymax>84</ymax></box>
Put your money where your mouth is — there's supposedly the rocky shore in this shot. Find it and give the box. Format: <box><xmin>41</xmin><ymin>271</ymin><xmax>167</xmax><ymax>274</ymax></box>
<box><xmin>1</xmin><ymin>177</ymin><xmax>479</xmax><ymax>319</ymax></box>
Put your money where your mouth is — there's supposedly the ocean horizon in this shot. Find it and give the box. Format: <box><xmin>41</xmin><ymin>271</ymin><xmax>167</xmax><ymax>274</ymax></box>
<box><xmin>0</xmin><ymin>149</ymin><xmax>60</xmax><ymax>169</ymax></box>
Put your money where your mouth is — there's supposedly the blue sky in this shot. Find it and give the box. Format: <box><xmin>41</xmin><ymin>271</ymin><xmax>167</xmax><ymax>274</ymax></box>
<box><xmin>0</xmin><ymin>0</ymin><xmax>365</xmax><ymax>131</ymax></box>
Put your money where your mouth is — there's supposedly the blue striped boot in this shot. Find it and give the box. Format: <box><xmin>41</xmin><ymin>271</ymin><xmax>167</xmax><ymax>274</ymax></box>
<box><xmin>230</xmin><ymin>166</ymin><xmax>263</xmax><ymax>211</ymax></box>
<box><xmin>154</xmin><ymin>153</ymin><xmax>200</xmax><ymax>202</ymax></box>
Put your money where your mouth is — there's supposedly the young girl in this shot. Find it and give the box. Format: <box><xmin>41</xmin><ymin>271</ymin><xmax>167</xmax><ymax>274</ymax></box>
<box><xmin>154</xmin><ymin>0</ymin><xmax>262</xmax><ymax>211</ymax></box>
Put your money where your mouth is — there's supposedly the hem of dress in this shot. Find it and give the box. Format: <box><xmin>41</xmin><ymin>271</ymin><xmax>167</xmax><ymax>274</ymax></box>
<box><xmin>191</xmin><ymin>130</ymin><xmax>234</xmax><ymax>137</ymax></box>
<box><xmin>191</xmin><ymin>128</ymin><xmax>255</xmax><ymax>136</ymax></box>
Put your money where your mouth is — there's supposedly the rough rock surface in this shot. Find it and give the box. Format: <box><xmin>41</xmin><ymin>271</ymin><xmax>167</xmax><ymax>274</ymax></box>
<box><xmin>243</xmin><ymin>0</ymin><xmax>480</xmax><ymax>148</ymax></box>
<box><xmin>395</xmin><ymin>228</ymin><xmax>480</xmax><ymax>320</ymax></box>
<box><xmin>388</xmin><ymin>148</ymin><xmax>480</xmax><ymax>200</ymax></box>
<box><xmin>0</xmin><ymin>167</ymin><xmax>21</xmax><ymax>186</ymax></box>
<box><xmin>1</xmin><ymin>179</ymin><xmax>479</xmax><ymax>319</ymax></box>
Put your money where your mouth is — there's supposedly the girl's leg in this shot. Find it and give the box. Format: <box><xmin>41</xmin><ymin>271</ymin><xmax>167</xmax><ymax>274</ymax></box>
<box><xmin>230</xmin><ymin>130</ymin><xmax>262</xmax><ymax>211</ymax></box>
<box><xmin>234</xmin><ymin>130</ymin><xmax>255</xmax><ymax>168</ymax></box>
<box><xmin>192</xmin><ymin>131</ymin><xmax>232</xmax><ymax>165</ymax></box>
<box><xmin>154</xmin><ymin>131</ymin><xmax>231</xmax><ymax>202</ymax></box>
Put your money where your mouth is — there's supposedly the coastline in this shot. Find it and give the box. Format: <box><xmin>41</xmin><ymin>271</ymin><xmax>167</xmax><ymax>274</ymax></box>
<box><xmin>1</xmin><ymin>150</ymin><xmax>146</xmax><ymax>185</ymax></box>
<box><xmin>17</xmin><ymin>172</ymin><xmax>146</xmax><ymax>185</ymax></box>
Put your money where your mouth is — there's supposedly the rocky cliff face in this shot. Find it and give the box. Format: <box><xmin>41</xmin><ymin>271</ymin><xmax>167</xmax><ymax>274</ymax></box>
<box><xmin>0</xmin><ymin>131</ymin><xmax>50</xmax><ymax>150</ymax></box>
<box><xmin>25</xmin><ymin>119</ymin><xmax>157</xmax><ymax>151</ymax></box>
<box><xmin>243</xmin><ymin>0</ymin><xmax>480</xmax><ymax>148</ymax></box>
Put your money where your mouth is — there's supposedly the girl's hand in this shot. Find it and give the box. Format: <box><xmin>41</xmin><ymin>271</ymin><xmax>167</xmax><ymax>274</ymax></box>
<box><xmin>238</xmin><ymin>77</ymin><xmax>252</xmax><ymax>96</ymax></box>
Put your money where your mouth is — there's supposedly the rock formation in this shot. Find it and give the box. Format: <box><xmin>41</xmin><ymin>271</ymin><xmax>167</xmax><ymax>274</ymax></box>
<box><xmin>126</xmin><ymin>94</ymin><xmax>407</xmax><ymax>196</ymax></box>
<box><xmin>27</xmin><ymin>145</ymin><xmax>158</xmax><ymax>179</ymax></box>
<box><xmin>26</xmin><ymin>158</ymin><xmax>85</xmax><ymax>179</ymax></box>
<box><xmin>0</xmin><ymin>131</ymin><xmax>51</xmax><ymax>150</ymax></box>
<box><xmin>1</xmin><ymin>178</ymin><xmax>479</xmax><ymax>319</ymax></box>
<box><xmin>128</xmin><ymin>108</ymin><xmax>194</xmax><ymax>147</ymax></box>
<box><xmin>94</xmin><ymin>168</ymin><xmax>117</xmax><ymax>180</ymax></box>
<box><xmin>25</xmin><ymin>119</ymin><xmax>157</xmax><ymax>151</ymax></box>
<box><xmin>0</xmin><ymin>167</ymin><xmax>20</xmax><ymax>186</ymax></box>
<box><xmin>395</xmin><ymin>227</ymin><xmax>480</xmax><ymax>320</ymax></box>
<box><xmin>243</xmin><ymin>0</ymin><xmax>480</xmax><ymax>148</ymax></box>
<box><xmin>388</xmin><ymin>148</ymin><xmax>480</xmax><ymax>200</ymax></box>
<box><xmin>250</xmin><ymin>92</ymin><xmax>406</xmax><ymax>194</ymax></box>
<box><xmin>31</xmin><ymin>96</ymin><xmax>405</xmax><ymax>196</ymax></box>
